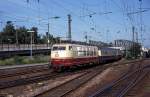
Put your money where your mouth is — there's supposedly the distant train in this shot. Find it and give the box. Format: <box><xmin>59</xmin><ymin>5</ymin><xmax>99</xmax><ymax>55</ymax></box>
<box><xmin>51</xmin><ymin>43</ymin><xmax>122</xmax><ymax>71</ymax></box>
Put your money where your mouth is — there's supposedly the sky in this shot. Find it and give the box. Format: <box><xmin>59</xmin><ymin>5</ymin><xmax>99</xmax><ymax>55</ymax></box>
<box><xmin>0</xmin><ymin>0</ymin><xmax>150</xmax><ymax>47</ymax></box>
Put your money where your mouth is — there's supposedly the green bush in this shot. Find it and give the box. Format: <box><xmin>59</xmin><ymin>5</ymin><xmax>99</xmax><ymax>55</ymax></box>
<box><xmin>0</xmin><ymin>55</ymin><xmax>50</xmax><ymax>66</ymax></box>
<box><xmin>0</xmin><ymin>60</ymin><xmax>5</xmax><ymax>65</ymax></box>
<box><xmin>0</xmin><ymin>58</ymin><xmax>15</xmax><ymax>65</ymax></box>
<box><xmin>21</xmin><ymin>57</ymin><xmax>32</xmax><ymax>64</ymax></box>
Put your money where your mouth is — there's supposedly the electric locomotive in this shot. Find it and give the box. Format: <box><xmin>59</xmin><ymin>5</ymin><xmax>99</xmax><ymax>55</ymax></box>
<box><xmin>51</xmin><ymin>43</ymin><xmax>99</xmax><ymax>71</ymax></box>
<box><xmin>51</xmin><ymin>43</ymin><xmax>122</xmax><ymax>71</ymax></box>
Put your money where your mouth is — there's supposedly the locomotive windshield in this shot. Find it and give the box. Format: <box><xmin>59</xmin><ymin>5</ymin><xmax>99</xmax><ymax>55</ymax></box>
<box><xmin>52</xmin><ymin>46</ymin><xmax>66</xmax><ymax>51</ymax></box>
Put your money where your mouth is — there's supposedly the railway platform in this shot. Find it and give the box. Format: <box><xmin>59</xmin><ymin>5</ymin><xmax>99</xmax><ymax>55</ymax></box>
<box><xmin>0</xmin><ymin>44</ymin><xmax>51</xmax><ymax>58</ymax></box>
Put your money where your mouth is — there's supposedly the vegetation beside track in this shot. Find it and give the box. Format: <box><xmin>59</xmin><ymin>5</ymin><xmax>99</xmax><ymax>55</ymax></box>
<box><xmin>0</xmin><ymin>55</ymin><xmax>49</xmax><ymax>66</ymax></box>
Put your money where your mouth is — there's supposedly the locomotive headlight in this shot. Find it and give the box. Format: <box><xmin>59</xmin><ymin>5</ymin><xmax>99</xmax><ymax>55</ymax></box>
<box><xmin>55</xmin><ymin>52</ymin><xmax>59</xmax><ymax>57</ymax></box>
<box><xmin>55</xmin><ymin>53</ymin><xmax>59</xmax><ymax>57</ymax></box>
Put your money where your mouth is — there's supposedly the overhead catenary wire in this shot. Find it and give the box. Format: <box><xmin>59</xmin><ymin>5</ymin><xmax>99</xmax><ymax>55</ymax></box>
<box><xmin>0</xmin><ymin>0</ymin><xmax>148</xmax><ymax>46</ymax></box>
<box><xmin>60</xmin><ymin>0</ymin><xmax>114</xmax><ymax>40</ymax></box>
<box><xmin>49</xmin><ymin>0</ymin><xmax>98</xmax><ymax>39</ymax></box>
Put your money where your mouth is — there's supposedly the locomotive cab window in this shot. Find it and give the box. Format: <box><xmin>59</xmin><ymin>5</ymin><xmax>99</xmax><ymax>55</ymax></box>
<box><xmin>52</xmin><ymin>46</ymin><xmax>66</xmax><ymax>51</ymax></box>
<box><xmin>52</xmin><ymin>47</ymin><xmax>58</xmax><ymax>51</ymax></box>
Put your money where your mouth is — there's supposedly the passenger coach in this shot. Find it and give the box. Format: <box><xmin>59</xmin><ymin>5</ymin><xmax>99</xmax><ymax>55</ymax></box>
<box><xmin>98</xmin><ymin>47</ymin><xmax>122</xmax><ymax>63</ymax></box>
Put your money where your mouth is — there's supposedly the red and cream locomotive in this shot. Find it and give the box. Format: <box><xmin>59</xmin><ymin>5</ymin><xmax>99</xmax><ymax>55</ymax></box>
<box><xmin>51</xmin><ymin>43</ymin><xmax>122</xmax><ymax>71</ymax></box>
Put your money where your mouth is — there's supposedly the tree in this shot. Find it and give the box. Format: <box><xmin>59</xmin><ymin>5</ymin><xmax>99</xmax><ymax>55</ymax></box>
<box><xmin>0</xmin><ymin>21</ymin><xmax>58</xmax><ymax>44</ymax></box>
<box><xmin>1</xmin><ymin>21</ymin><xmax>16</xmax><ymax>43</ymax></box>
<box><xmin>16</xmin><ymin>26</ymin><xmax>28</xmax><ymax>44</ymax></box>
<box><xmin>39</xmin><ymin>32</ymin><xmax>56</xmax><ymax>44</ymax></box>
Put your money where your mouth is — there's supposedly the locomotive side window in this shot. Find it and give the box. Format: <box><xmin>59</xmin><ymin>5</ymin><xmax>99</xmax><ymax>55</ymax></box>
<box><xmin>87</xmin><ymin>47</ymin><xmax>90</xmax><ymax>56</ymax></box>
<box><xmin>90</xmin><ymin>48</ymin><xmax>93</xmax><ymax>56</ymax></box>
<box><xmin>69</xmin><ymin>46</ymin><xmax>73</xmax><ymax>50</ymax></box>
<box><xmin>77</xmin><ymin>47</ymin><xmax>82</xmax><ymax>56</ymax></box>
<box><xmin>83</xmin><ymin>47</ymin><xmax>86</xmax><ymax>56</ymax></box>
<box><xmin>94</xmin><ymin>48</ymin><xmax>96</xmax><ymax>56</ymax></box>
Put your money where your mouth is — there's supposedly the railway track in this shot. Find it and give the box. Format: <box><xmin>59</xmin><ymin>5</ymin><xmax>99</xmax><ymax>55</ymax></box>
<box><xmin>0</xmin><ymin>67</ymin><xmax>95</xmax><ymax>89</ymax></box>
<box><xmin>0</xmin><ymin>59</ymin><xmax>146</xmax><ymax>97</ymax></box>
<box><xmin>35</xmin><ymin>62</ymin><xmax>108</xmax><ymax>97</ymax></box>
<box><xmin>89</xmin><ymin>61</ymin><xmax>149</xmax><ymax>97</ymax></box>
<box><xmin>0</xmin><ymin>63</ymin><xmax>102</xmax><ymax>90</ymax></box>
<box><xmin>0</xmin><ymin>63</ymin><xmax>49</xmax><ymax>78</ymax></box>
<box><xmin>33</xmin><ymin>59</ymin><xmax>143</xmax><ymax>97</ymax></box>
<box><xmin>125</xmin><ymin>69</ymin><xmax>150</xmax><ymax>97</ymax></box>
<box><xmin>0</xmin><ymin>64</ymin><xmax>51</xmax><ymax>89</ymax></box>
<box><xmin>0</xmin><ymin>59</ymin><xmax>141</xmax><ymax>78</ymax></box>
<box><xmin>0</xmin><ymin>59</ymin><xmax>142</xmax><ymax>89</ymax></box>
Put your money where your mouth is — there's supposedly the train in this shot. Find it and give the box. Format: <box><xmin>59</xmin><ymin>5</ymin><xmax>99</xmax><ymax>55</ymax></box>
<box><xmin>51</xmin><ymin>43</ymin><xmax>122</xmax><ymax>71</ymax></box>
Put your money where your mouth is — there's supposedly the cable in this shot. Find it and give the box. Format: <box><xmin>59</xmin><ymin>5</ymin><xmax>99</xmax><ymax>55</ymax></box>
<box><xmin>50</xmin><ymin>0</ymin><xmax>97</xmax><ymax>35</ymax></box>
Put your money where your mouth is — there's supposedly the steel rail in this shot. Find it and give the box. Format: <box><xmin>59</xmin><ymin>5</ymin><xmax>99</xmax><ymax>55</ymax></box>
<box><xmin>35</xmin><ymin>65</ymin><xmax>105</xmax><ymax>97</ymax></box>
<box><xmin>35</xmin><ymin>60</ymin><xmax>143</xmax><ymax>97</ymax></box>
<box><xmin>117</xmin><ymin>70</ymin><xmax>149</xmax><ymax>97</ymax></box>
<box><xmin>89</xmin><ymin>64</ymin><xmax>149</xmax><ymax>97</ymax></box>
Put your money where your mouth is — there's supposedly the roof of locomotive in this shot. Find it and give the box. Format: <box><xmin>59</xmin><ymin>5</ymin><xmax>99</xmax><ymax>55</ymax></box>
<box><xmin>52</xmin><ymin>43</ymin><xmax>98</xmax><ymax>47</ymax></box>
<box><xmin>99</xmin><ymin>47</ymin><xmax>120</xmax><ymax>51</ymax></box>
<box><xmin>55</xmin><ymin>40</ymin><xmax>102</xmax><ymax>46</ymax></box>
<box><xmin>53</xmin><ymin>41</ymin><xmax>98</xmax><ymax>46</ymax></box>
<box><xmin>52</xmin><ymin>43</ymin><xmax>75</xmax><ymax>46</ymax></box>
